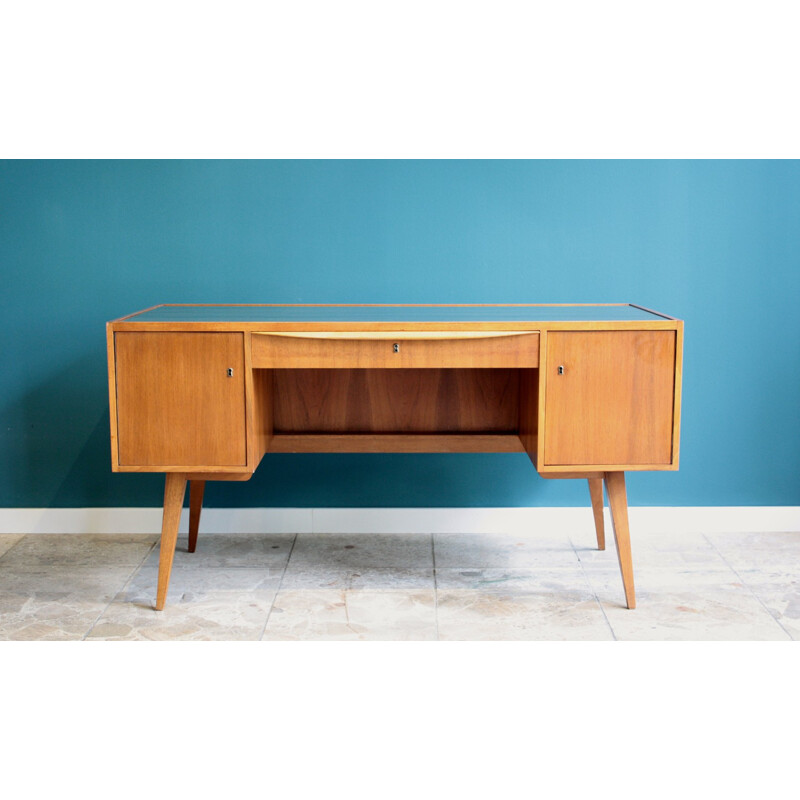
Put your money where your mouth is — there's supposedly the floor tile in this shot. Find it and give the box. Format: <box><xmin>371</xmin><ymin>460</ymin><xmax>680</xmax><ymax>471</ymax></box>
<box><xmin>86</xmin><ymin>567</ymin><xmax>283</xmax><ymax>641</ymax></box>
<box><xmin>436</xmin><ymin>586</ymin><xmax>612</xmax><ymax>641</ymax></box>
<box><xmin>0</xmin><ymin>564</ymin><xmax>139</xmax><ymax>641</ymax></box>
<box><xmin>0</xmin><ymin>534</ymin><xmax>25</xmax><ymax>560</ymax></box>
<box><xmin>435</xmin><ymin>565</ymin><xmax>589</xmax><ymax>594</ymax></box>
<box><xmin>705</xmin><ymin>531</ymin><xmax>800</xmax><ymax>571</ymax></box>
<box><xmin>588</xmin><ymin>567</ymin><xmax>791</xmax><ymax>641</ymax></box>
<box><xmin>572</xmin><ymin>529</ymin><xmax>728</xmax><ymax>569</ymax></box>
<box><xmin>1</xmin><ymin>533</ymin><xmax>157</xmax><ymax>567</ymax></box>
<box><xmin>434</xmin><ymin>531</ymin><xmax>578</xmax><ymax>569</ymax></box>
<box><xmin>144</xmin><ymin>533</ymin><xmax>296</xmax><ymax>569</ymax></box>
<box><xmin>261</xmin><ymin>589</ymin><xmax>437</xmax><ymax>641</ymax></box>
<box><xmin>281</xmin><ymin>565</ymin><xmax>434</xmax><ymax>592</ymax></box>
<box><xmin>288</xmin><ymin>533</ymin><xmax>433</xmax><ymax>569</ymax></box>
<box><xmin>735</xmin><ymin>568</ymin><xmax>800</xmax><ymax>640</ymax></box>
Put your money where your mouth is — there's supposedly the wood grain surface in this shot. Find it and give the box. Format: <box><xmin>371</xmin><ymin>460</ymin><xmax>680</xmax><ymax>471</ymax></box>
<box><xmin>115</xmin><ymin>332</ymin><xmax>247</xmax><ymax>467</ymax></box>
<box><xmin>270</xmin><ymin>368</ymin><xmax>520</xmax><ymax>433</ymax></box>
<box><xmin>252</xmin><ymin>331</ymin><xmax>539</xmax><ymax>368</ymax></box>
<box><xmin>544</xmin><ymin>330</ymin><xmax>676</xmax><ymax>466</ymax></box>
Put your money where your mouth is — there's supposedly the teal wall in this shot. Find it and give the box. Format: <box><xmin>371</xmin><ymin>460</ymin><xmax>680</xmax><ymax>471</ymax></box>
<box><xmin>2</xmin><ymin>160</ymin><xmax>798</xmax><ymax>508</ymax></box>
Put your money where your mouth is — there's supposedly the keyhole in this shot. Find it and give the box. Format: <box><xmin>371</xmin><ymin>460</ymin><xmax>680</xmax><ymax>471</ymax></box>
<box><xmin>227</xmin><ymin>368</ymin><xmax>234</xmax><ymax>377</ymax></box>
<box><xmin>393</xmin><ymin>343</ymin><xmax>400</xmax><ymax>353</ymax></box>
<box><xmin>557</xmin><ymin>365</ymin><xmax>565</xmax><ymax>375</ymax></box>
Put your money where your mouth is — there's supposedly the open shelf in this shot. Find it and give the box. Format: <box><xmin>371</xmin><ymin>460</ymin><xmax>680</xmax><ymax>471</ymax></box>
<box><xmin>267</xmin><ymin>433</ymin><xmax>526</xmax><ymax>453</ymax></box>
<box><xmin>254</xmin><ymin>366</ymin><xmax>539</xmax><ymax>457</ymax></box>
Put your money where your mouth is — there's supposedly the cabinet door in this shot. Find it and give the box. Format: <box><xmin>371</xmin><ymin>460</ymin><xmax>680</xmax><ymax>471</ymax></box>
<box><xmin>115</xmin><ymin>332</ymin><xmax>247</xmax><ymax>468</ymax></box>
<box><xmin>543</xmin><ymin>331</ymin><xmax>676</xmax><ymax>467</ymax></box>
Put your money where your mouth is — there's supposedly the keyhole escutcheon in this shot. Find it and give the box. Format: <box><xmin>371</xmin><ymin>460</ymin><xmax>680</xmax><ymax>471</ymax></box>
<box><xmin>557</xmin><ymin>365</ymin><xmax>565</xmax><ymax>375</ymax></box>
<box><xmin>393</xmin><ymin>343</ymin><xmax>400</xmax><ymax>353</ymax></box>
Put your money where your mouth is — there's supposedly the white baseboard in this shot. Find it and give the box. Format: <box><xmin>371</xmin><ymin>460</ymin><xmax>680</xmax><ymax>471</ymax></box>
<box><xmin>1</xmin><ymin>506</ymin><xmax>798</xmax><ymax>535</ymax></box>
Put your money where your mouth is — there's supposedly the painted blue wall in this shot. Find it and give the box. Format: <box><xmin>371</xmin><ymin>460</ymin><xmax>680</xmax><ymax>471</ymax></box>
<box><xmin>1</xmin><ymin>160</ymin><xmax>798</xmax><ymax>508</ymax></box>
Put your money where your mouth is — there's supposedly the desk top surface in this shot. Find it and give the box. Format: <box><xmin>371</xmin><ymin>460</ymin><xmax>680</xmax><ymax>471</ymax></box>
<box><xmin>118</xmin><ymin>304</ymin><xmax>675</xmax><ymax>323</ymax></box>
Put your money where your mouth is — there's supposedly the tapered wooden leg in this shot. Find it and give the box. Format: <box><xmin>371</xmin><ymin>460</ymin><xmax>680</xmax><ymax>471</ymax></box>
<box><xmin>588</xmin><ymin>477</ymin><xmax>605</xmax><ymax>551</ymax></box>
<box><xmin>603</xmin><ymin>471</ymin><xmax>636</xmax><ymax>609</ymax></box>
<box><xmin>155</xmin><ymin>473</ymin><xmax>187</xmax><ymax>611</ymax></box>
<box><xmin>188</xmin><ymin>480</ymin><xmax>205</xmax><ymax>554</ymax></box>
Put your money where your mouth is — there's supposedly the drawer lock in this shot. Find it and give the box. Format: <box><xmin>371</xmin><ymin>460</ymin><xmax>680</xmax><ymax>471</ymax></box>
<box><xmin>393</xmin><ymin>343</ymin><xmax>400</xmax><ymax>353</ymax></box>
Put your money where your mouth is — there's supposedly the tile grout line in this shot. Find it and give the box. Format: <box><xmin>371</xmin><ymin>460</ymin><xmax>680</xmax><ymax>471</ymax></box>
<box><xmin>0</xmin><ymin>534</ymin><xmax>27</xmax><ymax>565</ymax></box>
<box><xmin>568</xmin><ymin>532</ymin><xmax>618</xmax><ymax>641</ymax></box>
<box><xmin>701</xmin><ymin>532</ymin><xmax>794</xmax><ymax>640</ymax></box>
<box><xmin>258</xmin><ymin>533</ymin><xmax>298</xmax><ymax>641</ymax></box>
<box><xmin>431</xmin><ymin>533</ymin><xmax>439</xmax><ymax>641</ymax></box>
<box><xmin>81</xmin><ymin>538</ymin><xmax>160</xmax><ymax>641</ymax></box>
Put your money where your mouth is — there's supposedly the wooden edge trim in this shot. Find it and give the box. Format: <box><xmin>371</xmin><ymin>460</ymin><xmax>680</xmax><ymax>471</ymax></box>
<box><xmin>671</xmin><ymin>321</ymin><xmax>684</xmax><ymax>469</ymax></box>
<box><xmin>243</xmin><ymin>331</ymin><xmax>257</xmax><ymax>470</ymax></box>
<box><xmin>184</xmin><ymin>473</ymin><xmax>254</xmax><ymax>481</ymax></box>
<box><xmin>540</xmin><ymin>463</ymin><xmax>678</xmax><ymax>472</ymax></box>
<box><xmin>113</xmin><ymin>466</ymin><xmax>254</xmax><ymax>474</ymax></box>
<box><xmin>538</xmin><ymin>471</ymin><xmax>606</xmax><ymax>480</ymax></box>
<box><xmin>106</xmin><ymin>324</ymin><xmax>120</xmax><ymax>469</ymax></box>
<box><xmin>536</xmin><ymin>329</ymin><xmax>548</xmax><ymax>469</ymax></box>
<box><xmin>108</xmin><ymin>320</ymin><xmax>681</xmax><ymax>333</ymax></box>
<box><xmin>254</xmin><ymin>331</ymin><xmax>539</xmax><ymax>340</ymax></box>
<box><xmin>267</xmin><ymin>434</ymin><xmax>525</xmax><ymax>454</ymax></box>
<box><xmin>115</xmin><ymin>303</ymin><xmax>634</xmax><ymax>311</ymax></box>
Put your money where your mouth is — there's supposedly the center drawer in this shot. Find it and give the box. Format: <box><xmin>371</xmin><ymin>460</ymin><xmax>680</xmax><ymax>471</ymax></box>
<box><xmin>251</xmin><ymin>331</ymin><xmax>539</xmax><ymax>368</ymax></box>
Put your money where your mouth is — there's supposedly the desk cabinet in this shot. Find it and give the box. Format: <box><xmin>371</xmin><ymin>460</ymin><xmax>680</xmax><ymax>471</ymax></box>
<box><xmin>107</xmin><ymin>304</ymin><xmax>683</xmax><ymax>612</ymax></box>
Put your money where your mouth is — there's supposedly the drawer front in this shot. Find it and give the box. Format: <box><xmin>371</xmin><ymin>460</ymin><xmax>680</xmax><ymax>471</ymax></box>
<box><xmin>251</xmin><ymin>331</ymin><xmax>539</xmax><ymax>368</ymax></box>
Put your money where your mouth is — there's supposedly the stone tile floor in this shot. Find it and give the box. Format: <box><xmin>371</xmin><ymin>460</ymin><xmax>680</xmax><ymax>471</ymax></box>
<box><xmin>0</xmin><ymin>528</ymin><xmax>798</xmax><ymax>640</ymax></box>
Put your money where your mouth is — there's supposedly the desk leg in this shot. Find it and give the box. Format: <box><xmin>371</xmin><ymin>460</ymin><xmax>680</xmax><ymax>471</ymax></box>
<box><xmin>156</xmin><ymin>473</ymin><xmax>187</xmax><ymax>611</ymax></box>
<box><xmin>604</xmin><ymin>471</ymin><xmax>636</xmax><ymax>610</ymax></box>
<box><xmin>188</xmin><ymin>480</ymin><xmax>205</xmax><ymax>554</ymax></box>
<box><xmin>587</xmin><ymin>478</ymin><xmax>605</xmax><ymax>551</ymax></box>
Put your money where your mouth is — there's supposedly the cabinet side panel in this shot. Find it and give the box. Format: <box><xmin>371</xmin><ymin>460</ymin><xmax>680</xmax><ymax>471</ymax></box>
<box><xmin>518</xmin><ymin>368</ymin><xmax>538</xmax><ymax>467</ymax></box>
<box><xmin>254</xmin><ymin>368</ymin><xmax>273</xmax><ymax>461</ymax></box>
<box><xmin>671</xmin><ymin>321</ymin><xmax>684</xmax><ymax>468</ymax></box>
<box><xmin>115</xmin><ymin>332</ymin><xmax>247</xmax><ymax>467</ymax></box>
<box><xmin>107</xmin><ymin>324</ymin><xmax>121</xmax><ymax>469</ymax></box>
<box><xmin>544</xmin><ymin>330</ymin><xmax>676</xmax><ymax>466</ymax></box>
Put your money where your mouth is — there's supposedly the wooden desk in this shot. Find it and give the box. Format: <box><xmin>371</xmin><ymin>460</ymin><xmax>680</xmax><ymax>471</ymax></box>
<box><xmin>107</xmin><ymin>304</ymin><xmax>683</xmax><ymax>610</ymax></box>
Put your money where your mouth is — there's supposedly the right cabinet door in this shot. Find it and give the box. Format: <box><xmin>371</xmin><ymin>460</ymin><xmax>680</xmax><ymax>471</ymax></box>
<box><xmin>543</xmin><ymin>330</ymin><xmax>676</xmax><ymax>467</ymax></box>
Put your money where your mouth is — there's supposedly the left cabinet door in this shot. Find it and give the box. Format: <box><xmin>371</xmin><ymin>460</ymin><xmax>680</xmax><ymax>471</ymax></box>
<box><xmin>114</xmin><ymin>332</ymin><xmax>247</xmax><ymax>468</ymax></box>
